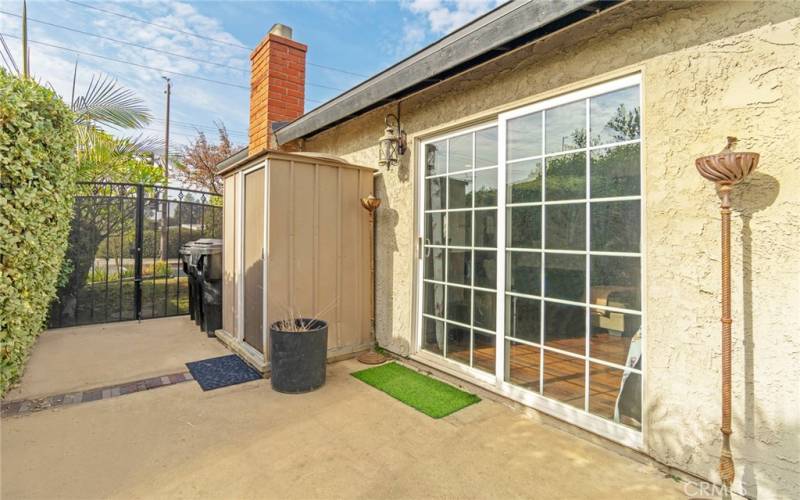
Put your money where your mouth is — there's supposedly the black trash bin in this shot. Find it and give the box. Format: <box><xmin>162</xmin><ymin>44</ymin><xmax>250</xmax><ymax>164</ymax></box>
<box><xmin>179</xmin><ymin>242</ymin><xmax>197</xmax><ymax>321</ymax></box>
<box><xmin>189</xmin><ymin>238</ymin><xmax>218</xmax><ymax>328</ymax></box>
<box><xmin>196</xmin><ymin>239</ymin><xmax>223</xmax><ymax>336</ymax></box>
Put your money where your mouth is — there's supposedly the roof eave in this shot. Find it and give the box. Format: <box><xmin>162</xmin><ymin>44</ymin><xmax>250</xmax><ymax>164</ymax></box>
<box><xmin>275</xmin><ymin>0</ymin><xmax>609</xmax><ymax>145</ymax></box>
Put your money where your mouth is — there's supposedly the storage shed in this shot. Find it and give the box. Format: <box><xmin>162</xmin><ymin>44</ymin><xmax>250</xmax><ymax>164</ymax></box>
<box><xmin>216</xmin><ymin>150</ymin><xmax>376</xmax><ymax>372</ymax></box>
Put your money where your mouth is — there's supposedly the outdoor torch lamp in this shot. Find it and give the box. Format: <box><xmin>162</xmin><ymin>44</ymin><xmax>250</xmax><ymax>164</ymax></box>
<box><xmin>695</xmin><ymin>137</ymin><xmax>759</xmax><ymax>489</ymax></box>
<box><xmin>358</xmin><ymin>194</ymin><xmax>386</xmax><ymax>366</ymax></box>
<box><xmin>378</xmin><ymin>113</ymin><xmax>407</xmax><ymax>169</ymax></box>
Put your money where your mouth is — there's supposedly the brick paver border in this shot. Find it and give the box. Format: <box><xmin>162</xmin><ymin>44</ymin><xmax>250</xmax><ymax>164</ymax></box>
<box><xmin>1</xmin><ymin>371</ymin><xmax>194</xmax><ymax>418</ymax></box>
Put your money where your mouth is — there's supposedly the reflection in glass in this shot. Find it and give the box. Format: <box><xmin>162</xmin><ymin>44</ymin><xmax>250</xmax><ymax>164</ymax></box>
<box><xmin>507</xmin><ymin>112</ymin><xmax>542</xmax><ymax>160</ymax></box>
<box><xmin>422</xmin><ymin>317</ymin><xmax>445</xmax><ymax>355</ymax></box>
<box><xmin>544</xmin><ymin>253</ymin><xmax>585</xmax><ymax>302</ymax></box>
<box><xmin>424</xmin><ymin>247</ymin><xmax>445</xmax><ymax>282</ymax></box>
<box><xmin>506</xmin><ymin>206</ymin><xmax>541</xmax><ymax>249</ymax></box>
<box><xmin>473</xmin><ymin>290</ymin><xmax>496</xmax><ymax>331</ymax></box>
<box><xmin>448</xmin><ymin>133</ymin><xmax>473</xmax><ymax>172</ymax></box>
<box><xmin>425</xmin><ymin>212</ymin><xmax>444</xmax><ymax>246</ymax></box>
<box><xmin>425</xmin><ymin>177</ymin><xmax>447</xmax><ymax>210</ymax></box>
<box><xmin>423</xmin><ymin>282</ymin><xmax>445</xmax><ymax>318</ymax></box>
<box><xmin>590</xmin><ymin>308</ymin><xmax>641</xmax><ymax>366</ymax></box>
<box><xmin>446</xmin><ymin>323</ymin><xmax>470</xmax><ymax>365</ymax></box>
<box><xmin>506</xmin><ymin>251</ymin><xmax>541</xmax><ymax>296</ymax></box>
<box><xmin>590</xmin><ymin>144</ymin><xmax>640</xmax><ymax>198</ymax></box>
<box><xmin>447</xmin><ymin>249</ymin><xmax>471</xmax><ymax>285</ymax></box>
<box><xmin>448</xmin><ymin>172</ymin><xmax>473</xmax><ymax>209</ymax></box>
<box><xmin>447</xmin><ymin>285</ymin><xmax>471</xmax><ymax>324</ymax></box>
<box><xmin>505</xmin><ymin>295</ymin><xmax>540</xmax><ymax>343</ymax></box>
<box><xmin>590</xmin><ymin>200</ymin><xmax>640</xmax><ymax>253</ymax></box>
<box><xmin>545</xmin><ymin>152</ymin><xmax>585</xmax><ymax>201</ymax></box>
<box><xmin>544</xmin><ymin>301</ymin><xmax>586</xmax><ymax>355</ymax></box>
<box><xmin>590</xmin><ymin>256</ymin><xmax>640</xmax><ymax>311</ymax></box>
<box><xmin>474</xmin><ymin>168</ymin><xmax>497</xmax><ymax>207</ymax></box>
<box><xmin>589</xmin><ymin>362</ymin><xmax>641</xmax><ymax>431</ymax></box>
<box><xmin>545</xmin><ymin>203</ymin><xmax>585</xmax><ymax>250</ymax></box>
<box><xmin>507</xmin><ymin>159</ymin><xmax>542</xmax><ymax>204</ymax></box>
<box><xmin>542</xmin><ymin>350</ymin><xmax>585</xmax><ymax>410</ymax></box>
<box><xmin>476</xmin><ymin>127</ymin><xmax>498</xmax><ymax>167</ymax></box>
<box><xmin>474</xmin><ymin>209</ymin><xmax>497</xmax><ymax>248</ymax></box>
<box><xmin>473</xmin><ymin>332</ymin><xmax>495</xmax><ymax>373</ymax></box>
<box><xmin>474</xmin><ymin>251</ymin><xmax>497</xmax><ymax>289</ymax></box>
<box><xmin>448</xmin><ymin>211</ymin><xmax>471</xmax><ymax>247</ymax></box>
<box><xmin>545</xmin><ymin>101</ymin><xmax>585</xmax><ymax>154</ymax></box>
<box><xmin>507</xmin><ymin>341</ymin><xmax>540</xmax><ymax>391</ymax></box>
<box><xmin>590</xmin><ymin>86</ymin><xmax>640</xmax><ymax>146</ymax></box>
<box><xmin>425</xmin><ymin>140</ymin><xmax>447</xmax><ymax>176</ymax></box>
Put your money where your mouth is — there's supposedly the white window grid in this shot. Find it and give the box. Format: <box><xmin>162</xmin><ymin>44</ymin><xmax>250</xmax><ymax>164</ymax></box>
<box><xmin>422</xmin><ymin>124</ymin><xmax>499</xmax><ymax>371</ymax></box>
<box><xmin>418</xmin><ymin>75</ymin><xmax>644</xmax><ymax>428</ymax></box>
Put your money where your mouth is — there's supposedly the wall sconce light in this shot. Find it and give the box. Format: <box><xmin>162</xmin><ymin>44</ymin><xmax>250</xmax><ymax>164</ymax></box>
<box><xmin>695</xmin><ymin>136</ymin><xmax>759</xmax><ymax>490</ymax></box>
<box><xmin>378</xmin><ymin>113</ymin><xmax>407</xmax><ymax>169</ymax></box>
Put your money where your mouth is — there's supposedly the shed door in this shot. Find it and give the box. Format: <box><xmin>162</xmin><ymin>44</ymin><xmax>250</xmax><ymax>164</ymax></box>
<box><xmin>243</xmin><ymin>168</ymin><xmax>265</xmax><ymax>353</ymax></box>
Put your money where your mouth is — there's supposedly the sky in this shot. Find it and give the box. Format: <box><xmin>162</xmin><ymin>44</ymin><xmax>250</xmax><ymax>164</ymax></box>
<box><xmin>0</xmin><ymin>0</ymin><xmax>501</xmax><ymax>151</ymax></box>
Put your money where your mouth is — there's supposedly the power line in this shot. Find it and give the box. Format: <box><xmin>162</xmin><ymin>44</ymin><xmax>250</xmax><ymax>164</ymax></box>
<box><xmin>65</xmin><ymin>0</ymin><xmax>249</xmax><ymax>50</ymax></box>
<box><xmin>64</xmin><ymin>0</ymin><xmax>369</xmax><ymax>78</ymax></box>
<box><xmin>0</xmin><ymin>32</ymin><xmax>19</xmax><ymax>75</ymax></box>
<box><xmin>1</xmin><ymin>33</ymin><xmax>327</xmax><ymax>103</ymax></box>
<box><xmin>151</xmin><ymin>120</ymin><xmax>248</xmax><ymax>137</ymax></box>
<box><xmin>151</xmin><ymin>117</ymin><xmax>247</xmax><ymax>133</ymax></box>
<box><xmin>0</xmin><ymin>13</ymin><xmax>348</xmax><ymax>92</ymax></box>
<box><xmin>0</xmin><ymin>10</ymin><xmax>247</xmax><ymax>72</ymax></box>
<box><xmin>307</xmin><ymin>62</ymin><xmax>367</xmax><ymax>79</ymax></box>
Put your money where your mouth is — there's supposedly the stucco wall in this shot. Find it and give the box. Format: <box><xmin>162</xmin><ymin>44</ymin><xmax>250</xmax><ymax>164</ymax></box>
<box><xmin>300</xmin><ymin>2</ymin><xmax>800</xmax><ymax>497</ymax></box>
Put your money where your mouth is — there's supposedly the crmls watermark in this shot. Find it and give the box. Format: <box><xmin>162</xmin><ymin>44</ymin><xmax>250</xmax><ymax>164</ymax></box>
<box><xmin>683</xmin><ymin>480</ymin><xmax>749</xmax><ymax>498</ymax></box>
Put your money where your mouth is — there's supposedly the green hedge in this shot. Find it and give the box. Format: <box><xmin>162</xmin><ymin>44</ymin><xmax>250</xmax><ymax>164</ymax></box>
<box><xmin>0</xmin><ymin>71</ymin><xmax>77</xmax><ymax>395</ymax></box>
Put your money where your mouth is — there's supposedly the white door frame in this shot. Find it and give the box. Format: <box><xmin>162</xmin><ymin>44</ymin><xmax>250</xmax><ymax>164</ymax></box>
<box><xmin>412</xmin><ymin>73</ymin><xmax>645</xmax><ymax>449</ymax></box>
<box><xmin>236</xmin><ymin>160</ymin><xmax>269</xmax><ymax>364</ymax></box>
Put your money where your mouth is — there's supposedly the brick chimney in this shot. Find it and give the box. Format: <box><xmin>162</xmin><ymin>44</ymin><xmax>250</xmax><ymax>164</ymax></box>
<box><xmin>249</xmin><ymin>24</ymin><xmax>307</xmax><ymax>154</ymax></box>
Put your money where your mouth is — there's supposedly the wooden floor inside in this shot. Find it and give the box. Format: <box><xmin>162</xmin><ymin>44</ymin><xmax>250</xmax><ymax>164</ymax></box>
<box><xmin>435</xmin><ymin>332</ymin><xmax>641</xmax><ymax>430</ymax></box>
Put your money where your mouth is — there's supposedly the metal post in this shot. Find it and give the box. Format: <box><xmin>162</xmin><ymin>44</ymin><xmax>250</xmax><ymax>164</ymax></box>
<box><xmin>21</xmin><ymin>0</ymin><xmax>28</xmax><ymax>78</ymax></box>
<box><xmin>134</xmin><ymin>184</ymin><xmax>145</xmax><ymax>321</ymax></box>
<box><xmin>160</xmin><ymin>77</ymin><xmax>171</xmax><ymax>261</ymax></box>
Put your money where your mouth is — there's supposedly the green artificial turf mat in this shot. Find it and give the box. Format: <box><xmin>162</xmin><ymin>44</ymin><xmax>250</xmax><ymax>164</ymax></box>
<box><xmin>351</xmin><ymin>362</ymin><xmax>480</xmax><ymax>418</ymax></box>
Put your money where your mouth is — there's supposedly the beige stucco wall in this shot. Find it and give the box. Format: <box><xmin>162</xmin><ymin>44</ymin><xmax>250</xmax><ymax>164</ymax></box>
<box><xmin>299</xmin><ymin>1</ymin><xmax>800</xmax><ymax>497</ymax></box>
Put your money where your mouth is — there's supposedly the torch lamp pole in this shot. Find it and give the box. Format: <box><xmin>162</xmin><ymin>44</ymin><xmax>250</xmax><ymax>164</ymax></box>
<box><xmin>358</xmin><ymin>194</ymin><xmax>387</xmax><ymax>365</ymax></box>
<box><xmin>718</xmin><ymin>183</ymin><xmax>734</xmax><ymax>487</ymax></box>
<box><xmin>695</xmin><ymin>138</ymin><xmax>759</xmax><ymax>490</ymax></box>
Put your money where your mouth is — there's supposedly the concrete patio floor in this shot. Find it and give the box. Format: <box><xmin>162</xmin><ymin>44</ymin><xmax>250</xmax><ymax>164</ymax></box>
<box><xmin>2</xmin><ymin>342</ymin><xmax>685</xmax><ymax>499</ymax></box>
<box><xmin>6</xmin><ymin>317</ymin><xmax>229</xmax><ymax>400</ymax></box>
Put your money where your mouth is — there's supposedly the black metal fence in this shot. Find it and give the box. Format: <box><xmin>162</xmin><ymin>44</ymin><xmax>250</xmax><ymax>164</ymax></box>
<box><xmin>48</xmin><ymin>182</ymin><xmax>222</xmax><ymax>328</ymax></box>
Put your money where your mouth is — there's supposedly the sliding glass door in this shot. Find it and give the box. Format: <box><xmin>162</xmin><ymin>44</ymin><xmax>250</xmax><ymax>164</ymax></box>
<box><xmin>420</xmin><ymin>124</ymin><xmax>500</xmax><ymax>373</ymax></box>
<box><xmin>418</xmin><ymin>75</ymin><xmax>643</xmax><ymax>438</ymax></box>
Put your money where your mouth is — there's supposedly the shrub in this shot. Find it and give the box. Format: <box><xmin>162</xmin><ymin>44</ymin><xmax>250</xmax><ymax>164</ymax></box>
<box><xmin>0</xmin><ymin>71</ymin><xmax>77</xmax><ymax>395</ymax></box>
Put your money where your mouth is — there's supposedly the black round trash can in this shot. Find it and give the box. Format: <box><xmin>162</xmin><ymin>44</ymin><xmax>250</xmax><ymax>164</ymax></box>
<box><xmin>269</xmin><ymin>319</ymin><xmax>328</xmax><ymax>394</ymax></box>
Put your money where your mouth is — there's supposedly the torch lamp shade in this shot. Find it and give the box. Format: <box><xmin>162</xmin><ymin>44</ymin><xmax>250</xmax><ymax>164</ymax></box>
<box><xmin>360</xmin><ymin>194</ymin><xmax>382</xmax><ymax>212</ymax></box>
<box><xmin>695</xmin><ymin>152</ymin><xmax>759</xmax><ymax>185</ymax></box>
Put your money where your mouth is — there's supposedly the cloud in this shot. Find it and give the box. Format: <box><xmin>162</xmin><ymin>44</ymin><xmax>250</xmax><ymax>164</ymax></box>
<box><xmin>2</xmin><ymin>0</ymin><xmax>250</xmax><ymax>147</ymax></box>
<box><xmin>396</xmin><ymin>0</ymin><xmax>500</xmax><ymax>56</ymax></box>
<box><xmin>404</xmin><ymin>0</ymin><xmax>500</xmax><ymax>35</ymax></box>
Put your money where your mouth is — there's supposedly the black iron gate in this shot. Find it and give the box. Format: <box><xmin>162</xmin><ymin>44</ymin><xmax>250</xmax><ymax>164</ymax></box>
<box><xmin>49</xmin><ymin>182</ymin><xmax>222</xmax><ymax>328</ymax></box>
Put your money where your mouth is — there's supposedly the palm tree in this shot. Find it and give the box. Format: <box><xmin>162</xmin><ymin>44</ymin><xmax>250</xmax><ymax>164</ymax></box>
<box><xmin>70</xmin><ymin>74</ymin><xmax>163</xmax><ymax>182</ymax></box>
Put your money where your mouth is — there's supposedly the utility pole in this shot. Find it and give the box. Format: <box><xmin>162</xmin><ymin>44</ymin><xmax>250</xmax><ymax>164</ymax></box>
<box><xmin>159</xmin><ymin>77</ymin><xmax>171</xmax><ymax>262</ymax></box>
<box><xmin>21</xmin><ymin>0</ymin><xmax>29</xmax><ymax>78</ymax></box>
